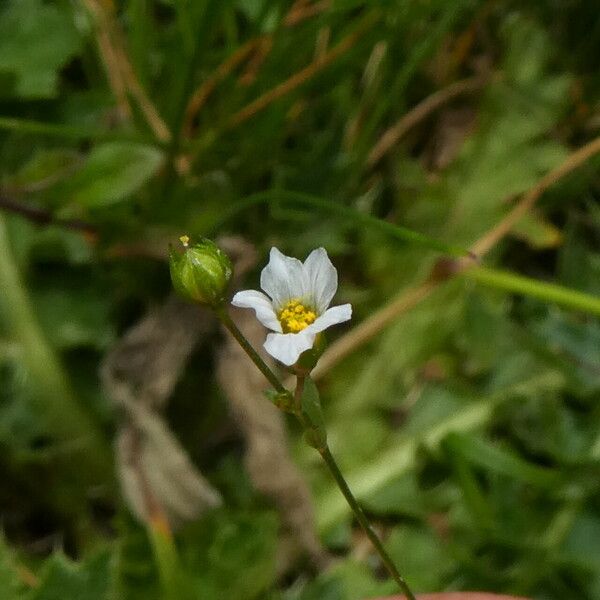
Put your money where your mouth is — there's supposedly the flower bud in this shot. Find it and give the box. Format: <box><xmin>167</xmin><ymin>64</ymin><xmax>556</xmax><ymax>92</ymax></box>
<box><xmin>169</xmin><ymin>236</ymin><xmax>233</xmax><ymax>306</ymax></box>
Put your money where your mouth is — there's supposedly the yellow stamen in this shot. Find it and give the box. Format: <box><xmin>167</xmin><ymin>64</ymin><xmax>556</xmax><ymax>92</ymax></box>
<box><xmin>179</xmin><ymin>235</ymin><xmax>190</xmax><ymax>248</ymax></box>
<box><xmin>278</xmin><ymin>299</ymin><xmax>316</xmax><ymax>333</ymax></box>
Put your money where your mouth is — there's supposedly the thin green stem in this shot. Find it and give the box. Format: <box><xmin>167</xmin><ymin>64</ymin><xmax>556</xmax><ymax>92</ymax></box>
<box><xmin>318</xmin><ymin>446</ymin><xmax>417</xmax><ymax>600</ymax></box>
<box><xmin>294</xmin><ymin>373</ymin><xmax>306</xmax><ymax>414</ymax></box>
<box><xmin>464</xmin><ymin>266</ymin><xmax>600</xmax><ymax>317</ymax></box>
<box><xmin>206</xmin><ymin>190</ymin><xmax>471</xmax><ymax>258</ymax></box>
<box><xmin>0</xmin><ymin>116</ymin><xmax>159</xmax><ymax>145</ymax></box>
<box><xmin>216</xmin><ymin>306</ymin><xmax>287</xmax><ymax>394</ymax></box>
<box><xmin>206</xmin><ymin>193</ymin><xmax>600</xmax><ymax>317</ymax></box>
<box><xmin>154</xmin><ymin>4</ymin><xmax>208</xmax><ymax>213</ymax></box>
<box><xmin>214</xmin><ymin>307</ymin><xmax>417</xmax><ymax>598</ymax></box>
<box><xmin>443</xmin><ymin>436</ymin><xmax>495</xmax><ymax>532</ymax></box>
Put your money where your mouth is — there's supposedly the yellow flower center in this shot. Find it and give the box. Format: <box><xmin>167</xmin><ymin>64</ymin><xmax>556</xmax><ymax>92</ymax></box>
<box><xmin>278</xmin><ymin>299</ymin><xmax>317</xmax><ymax>333</ymax></box>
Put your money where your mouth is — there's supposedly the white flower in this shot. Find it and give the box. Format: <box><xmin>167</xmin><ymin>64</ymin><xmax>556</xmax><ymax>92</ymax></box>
<box><xmin>232</xmin><ymin>247</ymin><xmax>352</xmax><ymax>366</ymax></box>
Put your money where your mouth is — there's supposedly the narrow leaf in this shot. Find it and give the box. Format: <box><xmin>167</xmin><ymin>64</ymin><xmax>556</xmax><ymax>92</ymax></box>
<box><xmin>66</xmin><ymin>143</ymin><xmax>164</xmax><ymax>208</ymax></box>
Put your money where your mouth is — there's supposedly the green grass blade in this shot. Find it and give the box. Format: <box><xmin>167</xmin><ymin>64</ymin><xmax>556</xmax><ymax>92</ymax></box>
<box><xmin>211</xmin><ymin>190</ymin><xmax>471</xmax><ymax>257</ymax></box>
<box><xmin>464</xmin><ymin>266</ymin><xmax>600</xmax><ymax>318</ymax></box>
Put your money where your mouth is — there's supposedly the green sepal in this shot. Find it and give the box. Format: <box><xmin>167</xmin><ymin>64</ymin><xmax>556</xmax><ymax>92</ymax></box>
<box><xmin>300</xmin><ymin>377</ymin><xmax>327</xmax><ymax>450</ymax></box>
<box><xmin>295</xmin><ymin>333</ymin><xmax>326</xmax><ymax>372</ymax></box>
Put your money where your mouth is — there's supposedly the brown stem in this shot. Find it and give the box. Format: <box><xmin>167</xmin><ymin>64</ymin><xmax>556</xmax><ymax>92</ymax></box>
<box><xmin>367</xmin><ymin>74</ymin><xmax>487</xmax><ymax>168</ymax></box>
<box><xmin>216</xmin><ymin>306</ymin><xmax>287</xmax><ymax>394</ymax></box>
<box><xmin>226</xmin><ymin>12</ymin><xmax>378</xmax><ymax>129</ymax></box>
<box><xmin>0</xmin><ymin>193</ymin><xmax>97</xmax><ymax>235</ymax></box>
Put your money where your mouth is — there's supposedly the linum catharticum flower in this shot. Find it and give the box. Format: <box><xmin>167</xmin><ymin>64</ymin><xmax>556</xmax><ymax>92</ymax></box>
<box><xmin>232</xmin><ymin>248</ymin><xmax>352</xmax><ymax>366</ymax></box>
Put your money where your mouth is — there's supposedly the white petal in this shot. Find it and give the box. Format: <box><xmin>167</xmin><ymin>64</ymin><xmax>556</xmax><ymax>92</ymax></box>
<box><xmin>231</xmin><ymin>290</ymin><xmax>282</xmax><ymax>332</ymax></box>
<box><xmin>305</xmin><ymin>304</ymin><xmax>352</xmax><ymax>335</ymax></box>
<box><xmin>264</xmin><ymin>330</ymin><xmax>316</xmax><ymax>366</ymax></box>
<box><xmin>303</xmin><ymin>247</ymin><xmax>338</xmax><ymax>313</ymax></box>
<box><xmin>260</xmin><ymin>248</ymin><xmax>308</xmax><ymax>309</ymax></box>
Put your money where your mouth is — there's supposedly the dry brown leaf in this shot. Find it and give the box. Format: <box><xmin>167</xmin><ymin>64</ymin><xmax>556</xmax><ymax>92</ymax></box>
<box><xmin>101</xmin><ymin>296</ymin><xmax>221</xmax><ymax>529</ymax></box>
<box><xmin>116</xmin><ymin>403</ymin><xmax>221</xmax><ymax>527</ymax></box>
<box><xmin>102</xmin><ymin>297</ymin><xmax>209</xmax><ymax>411</ymax></box>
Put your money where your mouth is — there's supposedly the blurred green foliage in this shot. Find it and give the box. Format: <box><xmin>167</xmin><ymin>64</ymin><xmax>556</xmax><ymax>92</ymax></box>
<box><xmin>1</xmin><ymin>0</ymin><xmax>600</xmax><ymax>598</ymax></box>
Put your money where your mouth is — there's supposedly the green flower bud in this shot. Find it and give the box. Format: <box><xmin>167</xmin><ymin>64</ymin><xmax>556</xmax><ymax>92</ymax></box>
<box><xmin>169</xmin><ymin>236</ymin><xmax>233</xmax><ymax>307</ymax></box>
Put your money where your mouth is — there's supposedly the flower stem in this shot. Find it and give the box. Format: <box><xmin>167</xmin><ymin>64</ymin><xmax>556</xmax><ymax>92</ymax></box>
<box><xmin>214</xmin><ymin>307</ymin><xmax>417</xmax><ymax>599</ymax></box>
<box><xmin>463</xmin><ymin>265</ymin><xmax>600</xmax><ymax>317</ymax></box>
<box><xmin>216</xmin><ymin>306</ymin><xmax>287</xmax><ymax>394</ymax></box>
<box><xmin>318</xmin><ymin>445</ymin><xmax>417</xmax><ymax>600</ymax></box>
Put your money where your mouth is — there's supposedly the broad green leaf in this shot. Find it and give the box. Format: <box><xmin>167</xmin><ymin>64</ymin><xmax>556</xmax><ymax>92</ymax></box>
<box><xmin>0</xmin><ymin>0</ymin><xmax>81</xmax><ymax>98</ymax></box>
<box><xmin>26</xmin><ymin>551</ymin><xmax>114</xmax><ymax>600</ymax></box>
<box><xmin>444</xmin><ymin>432</ymin><xmax>562</xmax><ymax>488</ymax></box>
<box><xmin>34</xmin><ymin>283</ymin><xmax>115</xmax><ymax>350</ymax></box>
<box><xmin>64</xmin><ymin>143</ymin><xmax>164</xmax><ymax>208</ymax></box>
<box><xmin>0</xmin><ymin>350</ymin><xmax>47</xmax><ymax>453</ymax></box>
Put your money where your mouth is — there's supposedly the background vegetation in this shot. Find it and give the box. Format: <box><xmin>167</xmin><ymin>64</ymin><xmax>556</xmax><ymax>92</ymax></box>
<box><xmin>1</xmin><ymin>1</ymin><xmax>600</xmax><ymax>598</ymax></box>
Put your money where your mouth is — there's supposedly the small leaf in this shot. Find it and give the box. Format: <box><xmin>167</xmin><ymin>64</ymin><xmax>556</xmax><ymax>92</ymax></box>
<box><xmin>512</xmin><ymin>211</ymin><xmax>563</xmax><ymax>249</ymax></box>
<box><xmin>34</xmin><ymin>283</ymin><xmax>115</xmax><ymax>350</ymax></box>
<box><xmin>9</xmin><ymin>149</ymin><xmax>80</xmax><ymax>191</ymax></box>
<box><xmin>65</xmin><ymin>143</ymin><xmax>164</xmax><ymax>208</ymax></box>
<box><xmin>445</xmin><ymin>432</ymin><xmax>562</xmax><ymax>488</ymax></box>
